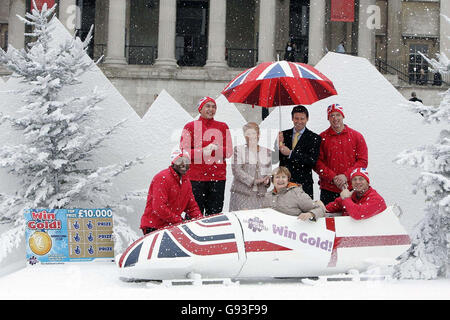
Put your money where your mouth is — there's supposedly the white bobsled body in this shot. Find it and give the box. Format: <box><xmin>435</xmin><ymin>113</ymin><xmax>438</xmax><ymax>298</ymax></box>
<box><xmin>117</xmin><ymin>207</ymin><xmax>410</xmax><ymax>281</ymax></box>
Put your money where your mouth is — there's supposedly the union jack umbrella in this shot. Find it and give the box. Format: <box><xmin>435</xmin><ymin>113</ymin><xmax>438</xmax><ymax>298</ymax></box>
<box><xmin>221</xmin><ymin>60</ymin><xmax>337</xmax><ymax>108</ymax></box>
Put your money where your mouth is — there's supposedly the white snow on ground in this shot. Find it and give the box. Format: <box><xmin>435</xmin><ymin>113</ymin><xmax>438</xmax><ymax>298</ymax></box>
<box><xmin>0</xmin><ymin>262</ymin><xmax>448</xmax><ymax>300</ymax></box>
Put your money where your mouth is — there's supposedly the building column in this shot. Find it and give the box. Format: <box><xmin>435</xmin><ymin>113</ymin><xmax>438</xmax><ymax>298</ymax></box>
<box><xmin>154</xmin><ymin>0</ymin><xmax>177</xmax><ymax>68</ymax></box>
<box><xmin>59</xmin><ymin>0</ymin><xmax>77</xmax><ymax>35</ymax></box>
<box><xmin>308</xmin><ymin>0</ymin><xmax>326</xmax><ymax>66</ymax></box>
<box><xmin>440</xmin><ymin>0</ymin><xmax>450</xmax><ymax>58</ymax></box>
<box><xmin>104</xmin><ymin>0</ymin><xmax>127</xmax><ymax>64</ymax></box>
<box><xmin>205</xmin><ymin>0</ymin><xmax>227</xmax><ymax>68</ymax></box>
<box><xmin>8</xmin><ymin>0</ymin><xmax>25</xmax><ymax>49</ymax></box>
<box><xmin>257</xmin><ymin>0</ymin><xmax>276</xmax><ymax>64</ymax></box>
<box><xmin>386</xmin><ymin>0</ymin><xmax>402</xmax><ymax>63</ymax></box>
<box><xmin>358</xmin><ymin>0</ymin><xmax>376</xmax><ymax>63</ymax></box>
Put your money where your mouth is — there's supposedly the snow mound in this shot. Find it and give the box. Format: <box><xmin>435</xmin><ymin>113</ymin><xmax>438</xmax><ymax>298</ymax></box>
<box><xmin>214</xmin><ymin>94</ymin><xmax>247</xmax><ymax>142</ymax></box>
<box><xmin>140</xmin><ymin>88</ymin><xmax>194</xmax><ymax>176</ymax></box>
<box><xmin>141</xmin><ymin>88</ymin><xmax>193</xmax><ymax>175</ymax></box>
<box><xmin>41</xmin><ymin>18</ymin><xmax>155</xmax><ymax>214</ymax></box>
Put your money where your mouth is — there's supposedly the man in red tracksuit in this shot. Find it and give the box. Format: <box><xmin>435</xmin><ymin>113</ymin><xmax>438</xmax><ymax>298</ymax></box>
<box><xmin>140</xmin><ymin>149</ymin><xmax>203</xmax><ymax>234</ymax></box>
<box><xmin>180</xmin><ymin>96</ymin><xmax>233</xmax><ymax>216</ymax></box>
<box><xmin>325</xmin><ymin>167</ymin><xmax>387</xmax><ymax>220</ymax></box>
<box><xmin>314</xmin><ymin>104</ymin><xmax>368</xmax><ymax>205</ymax></box>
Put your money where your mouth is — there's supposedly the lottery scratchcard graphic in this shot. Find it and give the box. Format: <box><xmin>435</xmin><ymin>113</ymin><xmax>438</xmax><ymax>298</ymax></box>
<box><xmin>24</xmin><ymin>209</ymin><xmax>115</xmax><ymax>265</ymax></box>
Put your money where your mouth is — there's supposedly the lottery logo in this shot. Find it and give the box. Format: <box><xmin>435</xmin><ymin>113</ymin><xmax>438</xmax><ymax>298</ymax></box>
<box><xmin>29</xmin><ymin>231</ymin><xmax>52</xmax><ymax>256</ymax></box>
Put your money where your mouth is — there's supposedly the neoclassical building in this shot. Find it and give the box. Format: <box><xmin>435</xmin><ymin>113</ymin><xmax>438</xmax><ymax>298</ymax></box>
<box><xmin>1</xmin><ymin>0</ymin><xmax>449</xmax><ymax>119</ymax></box>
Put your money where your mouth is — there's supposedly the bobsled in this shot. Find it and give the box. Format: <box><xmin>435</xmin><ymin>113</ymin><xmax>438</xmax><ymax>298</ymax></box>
<box><xmin>117</xmin><ymin>206</ymin><xmax>411</xmax><ymax>281</ymax></box>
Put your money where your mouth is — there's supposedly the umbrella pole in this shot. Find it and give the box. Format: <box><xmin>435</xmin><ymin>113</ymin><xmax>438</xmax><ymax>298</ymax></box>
<box><xmin>278</xmin><ymin>81</ymin><xmax>282</xmax><ymax>131</ymax></box>
<box><xmin>279</xmin><ymin>106</ymin><xmax>281</xmax><ymax>131</ymax></box>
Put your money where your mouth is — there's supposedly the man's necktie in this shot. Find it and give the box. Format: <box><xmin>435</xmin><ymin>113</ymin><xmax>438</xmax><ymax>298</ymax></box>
<box><xmin>292</xmin><ymin>131</ymin><xmax>300</xmax><ymax>149</ymax></box>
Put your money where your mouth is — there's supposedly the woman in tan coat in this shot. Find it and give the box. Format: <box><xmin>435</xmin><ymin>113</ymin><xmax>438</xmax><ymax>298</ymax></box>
<box><xmin>229</xmin><ymin>122</ymin><xmax>272</xmax><ymax>211</ymax></box>
<box><xmin>263</xmin><ymin>167</ymin><xmax>325</xmax><ymax>221</ymax></box>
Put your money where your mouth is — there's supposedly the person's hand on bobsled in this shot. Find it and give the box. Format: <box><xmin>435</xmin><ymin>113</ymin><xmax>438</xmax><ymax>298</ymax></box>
<box><xmin>297</xmin><ymin>212</ymin><xmax>315</xmax><ymax>221</ymax></box>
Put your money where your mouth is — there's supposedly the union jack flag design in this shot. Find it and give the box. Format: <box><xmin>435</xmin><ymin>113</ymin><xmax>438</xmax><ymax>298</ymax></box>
<box><xmin>327</xmin><ymin>103</ymin><xmax>345</xmax><ymax>118</ymax></box>
<box><xmin>224</xmin><ymin>61</ymin><xmax>325</xmax><ymax>91</ymax></box>
<box><xmin>222</xmin><ymin>61</ymin><xmax>337</xmax><ymax>107</ymax></box>
<box><xmin>350</xmin><ymin>167</ymin><xmax>370</xmax><ymax>182</ymax></box>
<box><xmin>157</xmin><ymin>215</ymin><xmax>238</xmax><ymax>258</ymax></box>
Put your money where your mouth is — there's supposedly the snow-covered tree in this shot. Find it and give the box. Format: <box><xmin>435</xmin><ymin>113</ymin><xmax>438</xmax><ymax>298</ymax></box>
<box><xmin>0</xmin><ymin>2</ymin><xmax>143</xmax><ymax>262</ymax></box>
<box><xmin>393</xmin><ymin>43</ymin><xmax>450</xmax><ymax>279</ymax></box>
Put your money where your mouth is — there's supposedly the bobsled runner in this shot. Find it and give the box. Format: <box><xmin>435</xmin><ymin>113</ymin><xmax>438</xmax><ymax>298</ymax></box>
<box><xmin>117</xmin><ymin>206</ymin><xmax>411</xmax><ymax>281</ymax></box>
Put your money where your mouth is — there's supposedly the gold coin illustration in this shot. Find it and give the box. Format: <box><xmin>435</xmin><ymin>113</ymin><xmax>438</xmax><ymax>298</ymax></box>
<box><xmin>29</xmin><ymin>231</ymin><xmax>52</xmax><ymax>256</ymax></box>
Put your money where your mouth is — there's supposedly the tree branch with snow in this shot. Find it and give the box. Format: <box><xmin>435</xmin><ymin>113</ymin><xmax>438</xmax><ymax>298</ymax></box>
<box><xmin>0</xmin><ymin>3</ymin><xmax>144</xmax><ymax>262</ymax></box>
<box><xmin>394</xmin><ymin>34</ymin><xmax>450</xmax><ymax>279</ymax></box>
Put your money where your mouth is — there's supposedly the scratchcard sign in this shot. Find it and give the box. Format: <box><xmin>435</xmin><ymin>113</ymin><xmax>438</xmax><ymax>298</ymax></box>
<box><xmin>24</xmin><ymin>209</ymin><xmax>114</xmax><ymax>265</ymax></box>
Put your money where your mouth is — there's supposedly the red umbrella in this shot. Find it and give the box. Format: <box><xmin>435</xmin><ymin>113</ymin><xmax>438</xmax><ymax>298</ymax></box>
<box><xmin>222</xmin><ymin>60</ymin><xmax>337</xmax><ymax>108</ymax></box>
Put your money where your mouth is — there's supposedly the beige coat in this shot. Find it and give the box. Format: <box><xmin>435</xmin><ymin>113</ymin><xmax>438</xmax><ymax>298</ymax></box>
<box><xmin>229</xmin><ymin>145</ymin><xmax>272</xmax><ymax>211</ymax></box>
<box><xmin>230</xmin><ymin>145</ymin><xmax>272</xmax><ymax>197</ymax></box>
<box><xmin>263</xmin><ymin>184</ymin><xmax>325</xmax><ymax>219</ymax></box>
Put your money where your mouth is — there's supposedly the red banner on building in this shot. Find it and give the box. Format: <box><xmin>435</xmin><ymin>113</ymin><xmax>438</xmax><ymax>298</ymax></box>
<box><xmin>331</xmin><ymin>0</ymin><xmax>355</xmax><ymax>22</ymax></box>
<box><xmin>31</xmin><ymin>0</ymin><xmax>55</xmax><ymax>11</ymax></box>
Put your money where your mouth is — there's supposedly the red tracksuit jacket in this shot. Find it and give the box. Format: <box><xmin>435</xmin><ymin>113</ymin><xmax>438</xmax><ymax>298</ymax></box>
<box><xmin>325</xmin><ymin>187</ymin><xmax>387</xmax><ymax>220</ymax></box>
<box><xmin>314</xmin><ymin>125</ymin><xmax>368</xmax><ymax>193</ymax></box>
<box><xmin>180</xmin><ymin>117</ymin><xmax>233</xmax><ymax>181</ymax></box>
<box><xmin>140</xmin><ymin>166</ymin><xmax>203</xmax><ymax>230</ymax></box>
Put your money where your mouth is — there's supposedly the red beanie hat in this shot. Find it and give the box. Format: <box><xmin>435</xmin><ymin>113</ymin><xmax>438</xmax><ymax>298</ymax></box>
<box><xmin>327</xmin><ymin>103</ymin><xmax>345</xmax><ymax>119</ymax></box>
<box><xmin>170</xmin><ymin>148</ymin><xmax>190</xmax><ymax>165</ymax></box>
<box><xmin>350</xmin><ymin>167</ymin><xmax>370</xmax><ymax>184</ymax></box>
<box><xmin>197</xmin><ymin>96</ymin><xmax>216</xmax><ymax>113</ymax></box>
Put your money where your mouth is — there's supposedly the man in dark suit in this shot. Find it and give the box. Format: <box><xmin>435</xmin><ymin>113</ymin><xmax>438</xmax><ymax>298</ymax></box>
<box><xmin>276</xmin><ymin>105</ymin><xmax>321</xmax><ymax>199</ymax></box>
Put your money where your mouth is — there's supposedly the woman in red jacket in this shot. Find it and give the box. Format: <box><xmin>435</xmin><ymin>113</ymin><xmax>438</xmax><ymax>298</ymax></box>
<box><xmin>140</xmin><ymin>149</ymin><xmax>203</xmax><ymax>234</ymax></box>
<box><xmin>325</xmin><ymin>168</ymin><xmax>387</xmax><ymax>220</ymax></box>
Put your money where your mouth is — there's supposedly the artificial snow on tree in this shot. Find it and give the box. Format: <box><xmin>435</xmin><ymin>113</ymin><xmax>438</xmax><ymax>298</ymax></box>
<box><xmin>0</xmin><ymin>2</ymin><xmax>143</xmax><ymax>262</ymax></box>
<box><xmin>394</xmin><ymin>50</ymin><xmax>450</xmax><ymax>279</ymax></box>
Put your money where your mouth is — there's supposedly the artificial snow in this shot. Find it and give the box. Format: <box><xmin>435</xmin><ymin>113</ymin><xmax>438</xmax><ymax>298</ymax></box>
<box><xmin>0</xmin><ymin>262</ymin><xmax>448</xmax><ymax>299</ymax></box>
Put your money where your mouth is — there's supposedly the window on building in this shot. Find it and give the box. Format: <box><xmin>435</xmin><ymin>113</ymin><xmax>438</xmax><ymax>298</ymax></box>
<box><xmin>288</xmin><ymin>0</ymin><xmax>309</xmax><ymax>63</ymax></box>
<box><xmin>225</xmin><ymin>0</ymin><xmax>256</xmax><ymax>68</ymax></box>
<box><xmin>176</xmin><ymin>0</ymin><xmax>208</xmax><ymax>67</ymax></box>
<box><xmin>76</xmin><ymin>0</ymin><xmax>96</xmax><ymax>59</ymax></box>
<box><xmin>408</xmin><ymin>43</ymin><xmax>429</xmax><ymax>85</ymax></box>
<box><xmin>0</xmin><ymin>24</ymin><xmax>7</xmax><ymax>51</ymax></box>
<box><xmin>128</xmin><ymin>0</ymin><xmax>159</xmax><ymax>65</ymax></box>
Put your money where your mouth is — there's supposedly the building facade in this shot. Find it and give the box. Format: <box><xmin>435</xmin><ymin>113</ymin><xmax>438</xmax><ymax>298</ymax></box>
<box><xmin>1</xmin><ymin>0</ymin><xmax>449</xmax><ymax>119</ymax></box>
